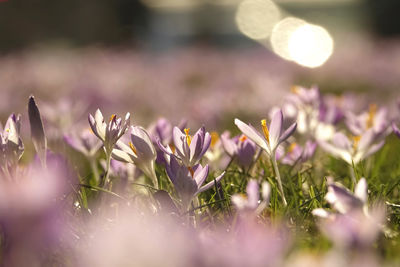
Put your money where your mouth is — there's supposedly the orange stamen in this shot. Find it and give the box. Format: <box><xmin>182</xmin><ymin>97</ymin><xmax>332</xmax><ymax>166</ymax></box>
<box><xmin>261</xmin><ymin>119</ymin><xmax>270</xmax><ymax>143</ymax></box>
<box><xmin>184</xmin><ymin>128</ymin><xmax>191</xmax><ymax>146</ymax></box>
<box><xmin>239</xmin><ymin>135</ymin><xmax>247</xmax><ymax>142</ymax></box>
<box><xmin>129</xmin><ymin>142</ymin><xmax>137</xmax><ymax>155</ymax></box>
<box><xmin>210</xmin><ymin>132</ymin><xmax>219</xmax><ymax>148</ymax></box>
<box><xmin>366</xmin><ymin>104</ymin><xmax>377</xmax><ymax>129</ymax></box>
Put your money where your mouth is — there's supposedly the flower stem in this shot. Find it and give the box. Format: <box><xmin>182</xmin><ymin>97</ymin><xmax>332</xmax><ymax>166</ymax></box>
<box><xmin>103</xmin><ymin>151</ymin><xmax>112</xmax><ymax>190</ymax></box>
<box><xmin>271</xmin><ymin>153</ymin><xmax>287</xmax><ymax>206</ymax></box>
<box><xmin>90</xmin><ymin>157</ymin><xmax>100</xmax><ymax>184</ymax></box>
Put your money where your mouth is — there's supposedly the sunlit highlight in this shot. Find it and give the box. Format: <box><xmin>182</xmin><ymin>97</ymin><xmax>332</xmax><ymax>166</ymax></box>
<box><xmin>140</xmin><ymin>0</ymin><xmax>200</xmax><ymax>10</ymax></box>
<box><xmin>288</xmin><ymin>24</ymin><xmax>334</xmax><ymax>68</ymax></box>
<box><xmin>270</xmin><ymin>17</ymin><xmax>307</xmax><ymax>61</ymax></box>
<box><xmin>235</xmin><ymin>0</ymin><xmax>281</xmax><ymax>40</ymax></box>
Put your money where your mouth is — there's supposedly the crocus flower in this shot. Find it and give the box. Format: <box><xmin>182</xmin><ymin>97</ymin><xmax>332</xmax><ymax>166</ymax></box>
<box><xmin>234</xmin><ymin>109</ymin><xmax>297</xmax><ymax>156</ymax></box>
<box><xmin>158</xmin><ymin>126</ymin><xmax>211</xmax><ymax>168</ymax></box>
<box><xmin>312</xmin><ymin>177</ymin><xmax>385</xmax><ymax>250</ymax></box>
<box><xmin>111</xmin><ymin>126</ymin><xmax>158</xmax><ymax>188</ymax></box>
<box><xmin>318</xmin><ymin>129</ymin><xmax>385</xmax><ymax>166</ymax></box>
<box><xmin>220</xmin><ymin>132</ymin><xmax>257</xmax><ymax>170</ymax></box>
<box><xmin>235</xmin><ymin>109</ymin><xmax>296</xmax><ymax>206</ymax></box>
<box><xmin>165</xmin><ymin>156</ymin><xmax>225</xmax><ymax>211</ymax></box>
<box><xmin>346</xmin><ymin>104</ymin><xmax>389</xmax><ymax>136</ymax></box>
<box><xmin>276</xmin><ymin>141</ymin><xmax>316</xmax><ymax>166</ymax></box>
<box><xmin>0</xmin><ymin>113</ymin><xmax>24</xmax><ymax>173</ymax></box>
<box><xmin>88</xmin><ymin>109</ymin><xmax>130</xmax><ymax>154</ymax></box>
<box><xmin>64</xmin><ymin>129</ymin><xmax>103</xmax><ymax>159</ymax></box>
<box><xmin>231</xmin><ymin>179</ymin><xmax>270</xmax><ymax>216</ymax></box>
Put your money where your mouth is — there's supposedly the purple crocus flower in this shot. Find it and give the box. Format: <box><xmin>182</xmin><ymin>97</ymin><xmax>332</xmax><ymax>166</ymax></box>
<box><xmin>312</xmin><ymin>177</ymin><xmax>385</xmax><ymax>250</ymax></box>
<box><xmin>220</xmin><ymin>132</ymin><xmax>257</xmax><ymax>169</ymax></box>
<box><xmin>165</xmin><ymin>156</ymin><xmax>225</xmax><ymax>211</ymax></box>
<box><xmin>88</xmin><ymin>109</ymin><xmax>130</xmax><ymax>154</ymax></box>
<box><xmin>0</xmin><ymin>113</ymin><xmax>24</xmax><ymax>173</ymax></box>
<box><xmin>64</xmin><ymin>129</ymin><xmax>102</xmax><ymax>159</ymax></box>
<box><xmin>148</xmin><ymin>118</ymin><xmax>187</xmax><ymax>165</ymax></box>
<box><xmin>158</xmin><ymin>126</ymin><xmax>211</xmax><ymax>168</ymax></box>
<box><xmin>318</xmin><ymin>129</ymin><xmax>385</xmax><ymax>166</ymax></box>
<box><xmin>111</xmin><ymin>126</ymin><xmax>158</xmax><ymax>188</ymax></box>
<box><xmin>235</xmin><ymin>109</ymin><xmax>296</xmax><ymax>206</ymax></box>
<box><xmin>234</xmin><ymin>109</ymin><xmax>297</xmax><ymax>156</ymax></box>
<box><xmin>231</xmin><ymin>179</ymin><xmax>270</xmax><ymax>216</ymax></box>
<box><xmin>277</xmin><ymin>141</ymin><xmax>317</xmax><ymax>166</ymax></box>
<box><xmin>346</xmin><ymin>104</ymin><xmax>389</xmax><ymax>136</ymax></box>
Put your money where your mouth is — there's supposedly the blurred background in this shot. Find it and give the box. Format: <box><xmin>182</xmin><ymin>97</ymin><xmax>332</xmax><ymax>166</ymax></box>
<box><xmin>0</xmin><ymin>0</ymin><xmax>399</xmax><ymax>128</ymax></box>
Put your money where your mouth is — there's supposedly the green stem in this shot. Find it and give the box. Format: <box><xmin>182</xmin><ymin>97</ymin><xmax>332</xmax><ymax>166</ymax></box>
<box><xmin>103</xmin><ymin>151</ymin><xmax>112</xmax><ymax>189</ymax></box>
<box><xmin>271</xmin><ymin>153</ymin><xmax>287</xmax><ymax>207</ymax></box>
<box><xmin>90</xmin><ymin>157</ymin><xmax>100</xmax><ymax>184</ymax></box>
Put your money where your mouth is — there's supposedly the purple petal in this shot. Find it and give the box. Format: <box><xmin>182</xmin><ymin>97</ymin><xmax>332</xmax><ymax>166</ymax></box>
<box><xmin>278</xmin><ymin>122</ymin><xmax>297</xmax><ymax>145</ymax></box>
<box><xmin>234</xmin><ymin>118</ymin><xmax>269</xmax><ymax>153</ymax></box>
<box><xmin>269</xmin><ymin>109</ymin><xmax>283</xmax><ymax>149</ymax></box>
<box><xmin>197</xmin><ymin>171</ymin><xmax>225</xmax><ymax>194</ymax></box>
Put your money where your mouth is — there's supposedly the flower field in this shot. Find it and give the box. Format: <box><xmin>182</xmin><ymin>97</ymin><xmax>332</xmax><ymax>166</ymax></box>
<box><xmin>1</xmin><ymin>45</ymin><xmax>400</xmax><ymax>266</ymax></box>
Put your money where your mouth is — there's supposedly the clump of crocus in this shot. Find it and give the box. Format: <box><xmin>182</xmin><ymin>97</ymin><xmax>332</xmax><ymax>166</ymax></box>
<box><xmin>111</xmin><ymin>126</ymin><xmax>158</xmax><ymax>188</ymax></box>
<box><xmin>158</xmin><ymin>126</ymin><xmax>211</xmax><ymax>168</ymax></box>
<box><xmin>165</xmin><ymin>156</ymin><xmax>224</xmax><ymax>211</ymax></box>
<box><xmin>231</xmin><ymin>179</ymin><xmax>270</xmax><ymax>217</ymax></box>
<box><xmin>220</xmin><ymin>132</ymin><xmax>257</xmax><ymax>171</ymax></box>
<box><xmin>312</xmin><ymin>177</ymin><xmax>385</xmax><ymax>250</ymax></box>
<box><xmin>0</xmin><ymin>113</ymin><xmax>24</xmax><ymax>175</ymax></box>
<box><xmin>88</xmin><ymin>109</ymin><xmax>130</xmax><ymax>187</ymax></box>
<box><xmin>235</xmin><ymin>109</ymin><xmax>297</xmax><ymax>206</ymax></box>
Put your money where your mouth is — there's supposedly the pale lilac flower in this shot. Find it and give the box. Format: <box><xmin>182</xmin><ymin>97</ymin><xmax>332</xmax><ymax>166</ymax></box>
<box><xmin>165</xmin><ymin>156</ymin><xmax>225</xmax><ymax>210</ymax></box>
<box><xmin>231</xmin><ymin>179</ymin><xmax>270</xmax><ymax>215</ymax></box>
<box><xmin>312</xmin><ymin>178</ymin><xmax>385</xmax><ymax>249</ymax></box>
<box><xmin>234</xmin><ymin>109</ymin><xmax>297</xmax><ymax>156</ymax></box>
<box><xmin>220</xmin><ymin>132</ymin><xmax>257</xmax><ymax>169</ymax></box>
<box><xmin>318</xmin><ymin>129</ymin><xmax>385</xmax><ymax>165</ymax></box>
<box><xmin>88</xmin><ymin>109</ymin><xmax>130</xmax><ymax>154</ymax></box>
<box><xmin>346</xmin><ymin>104</ymin><xmax>389</xmax><ymax>136</ymax></box>
<box><xmin>111</xmin><ymin>126</ymin><xmax>158</xmax><ymax>188</ymax></box>
<box><xmin>0</xmin><ymin>113</ymin><xmax>24</xmax><ymax>172</ymax></box>
<box><xmin>64</xmin><ymin>129</ymin><xmax>102</xmax><ymax>159</ymax></box>
<box><xmin>235</xmin><ymin>109</ymin><xmax>296</xmax><ymax>206</ymax></box>
<box><xmin>277</xmin><ymin>141</ymin><xmax>317</xmax><ymax>166</ymax></box>
<box><xmin>158</xmin><ymin>126</ymin><xmax>211</xmax><ymax>168</ymax></box>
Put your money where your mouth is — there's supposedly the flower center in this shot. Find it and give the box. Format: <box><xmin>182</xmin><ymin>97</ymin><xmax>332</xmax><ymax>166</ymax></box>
<box><xmin>291</xmin><ymin>85</ymin><xmax>299</xmax><ymax>94</ymax></box>
<box><xmin>184</xmin><ymin>128</ymin><xmax>192</xmax><ymax>146</ymax></box>
<box><xmin>352</xmin><ymin>135</ymin><xmax>361</xmax><ymax>150</ymax></box>
<box><xmin>109</xmin><ymin>114</ymin><xmax>116</xmax><ymax>122</ymax></box>
<box><xmin>187</xmin><ymin>166</ymin><xmax>194</xmax><ymax>177</ymax></box>
<box><xmin>261</xmin><ymin>119</ymin><xmax>270</xmax><ymax>143</ymax></box>
<box><xmin>129</xmin><ymin>142</ymin><xmax>137</xmax><ymax>155</ymax></box>
<box><xmin>210</xmin><ymin>132</ymin><xmax>219</xmax><ymax>148</ymax></box>
<box><xmin>239</xmin><ymin>135</ymin><xmax>247</xmax><ymax>143</ymax></box>
<box><xmin>288</xmin><ymin>142</ymin><xmax>297</xmax><ymax>153</ymax></box>
<box><xmin>366</xmin><ymin>104</ymin><xmax>377</xmax><ymax>129</ymax></box>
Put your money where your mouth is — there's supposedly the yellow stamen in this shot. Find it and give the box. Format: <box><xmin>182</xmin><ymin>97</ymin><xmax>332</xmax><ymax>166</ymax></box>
<box><xmin>239</xmin><ymin>135</ymin><xmax>247</xmax><ymax>143</ymax></box>
<box><xmin>184</xmin><ymin>128</ymin><xmax>191</xmax><ymax>146</ymax></box>
<box><xmin>109</xmin><ymin>114</ymin><xmax>116</xmax><ymax>122</ymax></box>
<box><xmin>288</xmin><ymin>143</ymin><xmax>297</xmax><ymax>153</ymax></box>
<box><xmin>366</xmin><ymin>104</ymin><xmax>377</xmax><ymax>129</ymax></box>
<box><xmin>5</xmin><ymin>128</ymin><xmax>10</xmax><ymax>133</ymax></box>
<box><xmin>169</xmin><ymin>144</ymin><xmax>176</xmax><ymax>154</ymax></box>
<box><xmin>290</xmin><ymin>85</ymin><xmax>299</xmax><ymax>94</ymax></box>
<box><xmin>210</xmin><ymin>132</ymin><xmax>219</xmax><ymax>148</ymax></box>
<box><xmin>261</xmin><ymin>119</ymin><xmax>270</xmax><ymax>143</ymax></box>
<box><xmin>188</xmin><ymin>167</ymin><xmax>194</xmax><ymax>177</ymax></box>
<box><xmin>352</xmin><ymin>135</ymin><xmax>361</xmax><ymax>150</ymax></box>
<box><xmin>129</xmin><ymin>142</ymin><xmax>137</xmax><ymax>155</ymax></box>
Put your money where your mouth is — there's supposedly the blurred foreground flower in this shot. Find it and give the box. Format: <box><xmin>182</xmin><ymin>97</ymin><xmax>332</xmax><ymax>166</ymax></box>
<box><xmin>232</xmin><ymin>179</ymin><xmax>270</xmax><ymax>216</ymax></box>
